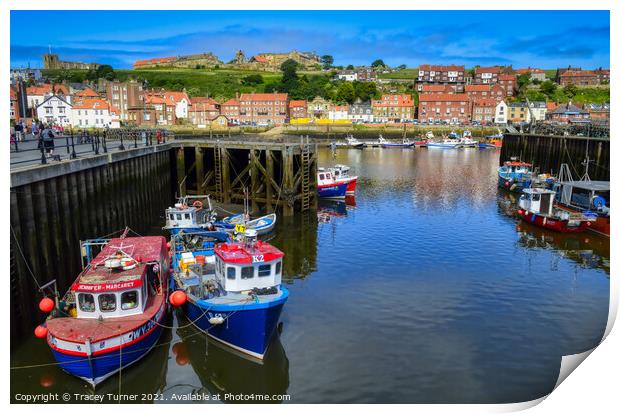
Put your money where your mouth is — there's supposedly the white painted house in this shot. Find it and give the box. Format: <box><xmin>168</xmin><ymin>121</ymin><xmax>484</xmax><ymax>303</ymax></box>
<box><xmin>328</xmin><ymin>105</ymin><xmax>350</xmax><ymax>121</ymax></box>
<box><xmin>528</xmin><ymin>101</ymin><xmax>548</xmax><ymax>122</ymax></box>
<box><xmin>494</xmin><ymin>100</ymin><xmax>508</xmax><ymax>125</ymax></box>
<box><xmin>72</xmin><ymin>99</ymin><xmax>121</xmax><ymax>128</ymax></box>
<box><xmin>164</xmin><ymin>91</ymin><xmax>191</xmax><ymax>119</ymax></box>
<box><xmin>36</xmin><ymin>95</ymin><xmax>73</xmax><ymax>127</ymax></box>
<box><xmin>335</xmin><ymin>70</ymin><xmax>358</xmax><ymax>81</ymax></box>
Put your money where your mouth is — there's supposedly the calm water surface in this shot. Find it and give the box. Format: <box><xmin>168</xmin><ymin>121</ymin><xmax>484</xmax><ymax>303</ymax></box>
<box><xmin>11</xmin><ymin>147</ymin><xmax>609</xmax><ymax>403</ymax></box>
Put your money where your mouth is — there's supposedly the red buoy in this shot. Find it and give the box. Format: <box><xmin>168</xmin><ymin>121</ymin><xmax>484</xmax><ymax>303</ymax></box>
<box><xmin>166</xmin><ymin>242</ymin><xmax>171</xmax><ymax>250</ymax></box>
<box><xmin>34</xmin><ymin>325</ymin><xmax>48</xmax><ymax>339</ymax></box>
<box><xmin>169</xmin><ymin>290</ymin><xmax>187</xmax><ymax>307</ymax></box>
<box><xmin>40</xmin><ymin>374</ymin><xmax>55</xmax><ymax>388</ymax></box>
<box><xmin>39</xmin><ymin>297</ymin><xmax>55</xmax><ymax>313</ymax></box>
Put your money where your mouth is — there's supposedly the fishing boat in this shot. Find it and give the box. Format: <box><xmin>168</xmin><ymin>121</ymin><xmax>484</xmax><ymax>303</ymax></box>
<box><xmin>220</xmin><ymin>213</ymin><xmax>277</xmax><ymax>236</ymax></box>
<box><xmin>317</xmin><ymin>170</ymin><xmax>348</xmax><ymax>198</ymax></box>
<box><xmin>170</xmin><ymin>230</ymin><xmax>288</xmax><ymax>360</ymax></box>
<box><xmin>320</xmin><ymin>164</ymin><xmax>358</xmax><ymax>195</ymax></box>
<box><xmin>345</xmin><ymin>134</ymin><xmax>365</xmax><ymax>149</ymax></box>
<box><xmin>43</xmin><ymin>234</ymin><xmax>169</xmax><ymax>387</ymax></box>
<box><xmin>381</xmin><ymin>137</ymin><xmax>414</xmax><ymax>148</ymax></box>
<box><xmin>457</xmin><ymin>131</ymin><xmax>478</xmax><ymax>148</ymax></box>
<box><xmin>480</xmin><ymin>134</ymin><xmax>503</xmax><ymax>148</ymax></box>
<box><xmin>415</xmin><ymin>131</ymin><xmax>434</xmax><ymax>147</ymax></box>
<box><xmin>426</xmin><ymin>132</ymin><xmax>460</xmax><ymax>149</ymax></box>
<box><xmin>552</xmin><ymin>164</ymin><xmax>610</xmax><ymax>237</ymax></box>
<box><xmin>516</xmin><ymin>188</ymin><xmax>595</xmax><ymax>233</ymax></box>
<box><xmin>164</xmin><ymin>195</ymin><xmax>218</xmax><ymax>235</ymax></box>
<box><xmin>498</xmin><ymin>159</ymin><xmax>534</xmax><ymax>192</ymax></box>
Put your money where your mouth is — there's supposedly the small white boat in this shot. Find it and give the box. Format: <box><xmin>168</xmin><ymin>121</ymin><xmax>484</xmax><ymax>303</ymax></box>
<box><xmin>345</xmin><ymin>135</ymin><xmax>365</xmax><ymax>149</ymax></box>
<box><xmin>222</xmin><ymin>213</ymin><xmax>277</xmax><ymax>235</ymax></box>
<box><xmin>457</xmin><ymin>130</ymin><xmax>478</xmax><ymax>147</ymax></box>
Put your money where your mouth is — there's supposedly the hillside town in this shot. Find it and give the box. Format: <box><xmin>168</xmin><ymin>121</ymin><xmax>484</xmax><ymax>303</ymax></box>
<box><xmin>9</xmin><ymin>52</ymin><xmax>610</xmax><ymax>132</ymax></box>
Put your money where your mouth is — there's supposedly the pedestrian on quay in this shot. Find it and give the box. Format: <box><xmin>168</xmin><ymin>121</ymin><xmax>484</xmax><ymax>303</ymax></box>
<box><xmin>14</xmin><ymin>121</ymin><xmax>23</xmax><ymax>142</ymax></box>
<box><xmin>41</xmin><ymin>125</ymin><xmax>56</xmax><ymax>158</ymax></box>
<box><xmin>31</xmin><ymin>122</ymin><xmax>39</xmax><ymax>140</ymax></box>
<box><xmin>156</xmin><ymin>129</ymin><xmax>162</xmax><ymax>144</ymax></box>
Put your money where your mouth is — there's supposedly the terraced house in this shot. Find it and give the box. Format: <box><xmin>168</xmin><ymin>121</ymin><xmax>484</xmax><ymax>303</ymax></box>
<box><xmin>371</xmin><ymin>94</ymin><xmax>415</xmax><ymax>123</ymax></box>
<box><xmin>238</xmin><ymin>93</ymin><xmax>288</xmax><ymax>125</ymax></box>
<box><xmin>417</xmin><ymin>64</ymin><xmax>466</xmax><ymax>92</ymax></box>
<box><xmin>417</xmin><ymin>93</ymin><xmax>470</xmax><ymax>124</ymax></box>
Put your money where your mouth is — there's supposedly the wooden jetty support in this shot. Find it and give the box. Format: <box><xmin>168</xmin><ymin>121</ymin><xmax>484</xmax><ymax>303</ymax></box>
<box><xmin>501</xmin><ymin>133</ymin><xmax>609</xmax><ymax>181</ymax></box>
<box><xmin>173</xmin><ymin>136</ymin><xmax>318</xmax><ymax>216</ymax></box>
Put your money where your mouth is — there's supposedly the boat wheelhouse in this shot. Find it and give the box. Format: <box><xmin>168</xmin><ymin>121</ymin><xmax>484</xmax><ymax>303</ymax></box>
<box><xmin>45</xmin><ymin>236</ymin><xmax>169</xmax><ymax>386</ymax></box>
<box><xmin>381</xmin><ymin>137</ymin><xmax>414</xmax><ymax>148</ymax></box>
<box><xmin>345</xmin><ymin>135</ymin><xmax>365</xmax><ymax>149</ymax></box>
<box><xmin>516</xmin><ymin>188</ymin><xmax>594</xmax><ymax>233</ymax></box>
<box><xmin>164</xmin><ymin>195</ymin><xmax>217</xmax><ymax>234</ymax></box>
<box><xmin>172</xmin><ymin>230</ymin><xmax>288</xmax><ymax>359</ymax></box>
<box><xmin>317</xmin><ymin>170</ymin><xmax>349</xmax><ymax>198</ymax></box>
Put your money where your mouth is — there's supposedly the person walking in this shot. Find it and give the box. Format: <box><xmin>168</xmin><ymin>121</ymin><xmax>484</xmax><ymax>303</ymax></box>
<box><xmin>14</xmin><ymin>121</ymin><xmax>23</xmax><ymax>142</ymax></box>
<box><xmin>31</xmin><ymin>122</ymin><xmax>39</xmax><ymax>140</ymax></box>
<box><xmin>41</xmin><ymin>125</ymin><xmax>56</xmax><ymax>158</ymax></box>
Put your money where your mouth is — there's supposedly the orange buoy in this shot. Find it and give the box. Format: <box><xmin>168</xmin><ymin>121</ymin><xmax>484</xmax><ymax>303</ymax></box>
<box><xmin>169</xmin><ymin>290</ymin><xmax>187</xmax><ymax>307</ymax></box>
<box><xmin>40</xmin><ymin>374</ymin><xmax>55</xmax><ymax>388</ymax></box>
<box><xmin>166</xmin><ymin>242</ymin><xmax>171</xmax><ymax>250</ymax></box>
<box><xmin>39</xmin><ymin>297</ymin><xmax>55</xmax><ymax>313</ymax></box>
<box><xmin>34</xmin><ymin>325</ymin><xmax>48</xmax><ymax>339</ymax></box>
<box><xmin>195</xmin><ymin>255</ymin><xmax>206</xmax><ymax>265</ymax></box>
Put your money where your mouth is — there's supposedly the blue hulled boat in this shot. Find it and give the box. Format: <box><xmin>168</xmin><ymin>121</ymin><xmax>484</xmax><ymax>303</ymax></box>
<box><xmin>164</xmin><ymin>195</ymin><xmax>218</xmax><ymax>236</ymax></box>
<box><xmin>498</xmin><ymin>159</ymin><xmax>534</xmax><ymax>192</ymax></box>
<box><xmin>317</xmin><ymin>170</ymin><xmax>348</xmax><ymax>198</ymax></box>
<box><xmin>44</xmin><ymin>234</ymin><xmax>170</xmax><ymax>386</ymax></box>
<box><xmin>171</xmin><ymin>230</ymin><xmax>288</xmax><ymax>359</ymax></box>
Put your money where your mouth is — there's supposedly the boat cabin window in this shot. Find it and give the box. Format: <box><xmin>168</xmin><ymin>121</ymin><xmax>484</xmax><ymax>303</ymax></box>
<box><xmin>98</xmin><ymin>293</ymin><xmax>117</xmax><ymax>312</ymax></box>
<box><xmin>241</xmin><ymin>266</ymin><xmax>254</xmax><ymax>279</ymax></box>
<box><xmin>121</xmin><ymin>290</ymin><xmax>139</xmax><ymax>310</ymax></box>
<box><xmin>532</xmin><ymin>194</ymin><xmax>541</xmax><ymax>201</ymax></box>
<box><xmin>184</xmin><ymin>213</ymin><xmax>191</xmax><ymax>220</ymax></box>
<box><xmin>169</xmin><ymin>214</ymin><xmax>174</xmax><ymax>221</ymax></box>
<box><xmin>258</xmin><ymin>264</ymin><xmax>271</xmax><ymax>277</ymax></box>
<box><xmin>275</xmin><ymin>261</ymin><xmax>282</xmax><ymax>276</ymax></box>
<box><xmin>176</xmin><ymin>213</ymin><xmax>182</xmax><ymax>220</ymax></box>
<box><xmin>227</xmin><ymin>266</ymin><xmax>236</xmax><ymax>280</ymax></box>
<box><xmin>319</xmin><ymin>173</ymin><xmax>325</xmax><ymax>180</ymax></box>
<box><xmin>78</xmin><ymin>293</ymin><xmax>95</xmax><ymax>312</ymax></box>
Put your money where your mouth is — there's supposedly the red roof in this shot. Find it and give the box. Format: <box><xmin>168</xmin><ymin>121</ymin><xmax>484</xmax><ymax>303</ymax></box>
<box><xmin>465</xmin><ymin>84</ymin><xmax>491</xmax><ymax>92</ymax></box>
<box><xmin>289</xmin><ymin>100</ymin><xmax>307</xmax><ymax>108</ymax></box>
<box><xmin>26</xmin><ymin>84</ymin><xmax>52</xmax><ymax>96</ymax></box>
<box><xmin>164</xmin><ymin>91</ymin><xmax>189</xmax><ymax>103</ymax></box>
<box><xmin>516</xmin><ymin>68</ymin><xmax>544</xmax><ymax>74</ymax></box>
<box><xmin>239</xmin><ymin>93</ymin><xmax>288</xmax><ymax>102</ymax></box>
<box><xmin>75</xmin><ymin>88</ymin><xmax>99</xmax><ymax>98</ymax></box>
<box><xmin>420</xmin><ymin>84</ymin><xmax>453</xmax><ymax>92</ymax></box>
<box><xmin>215</xmin><ymin>241</ymin><xmax>284</xmax><ymax>265</ymax></box>
<box><xmin>560</xmin><ymin>70</ymin><xmax>598</xmax><ymax>78</ymax></box>
<box><xmin>134</xmin><ymin>56</ymin><xmax>177</xmax><ymax>67</ymax></box>
<box><xmin>252</xmin><ymin>55</ymin><xmax>269</xmax><ymax>63</ymax></box>
<box><xmin>419</xmin><ymin>93</ymin><xmax>469</xmax><ymax>103</ymax></box>
<box><xmin>10</xmin><ymin>88</ymin><xmax>17</xmax><ymax>100</ymax></box>
<box><xmin>221</xmin><ymin>99</ymin><xmax>239</xmax><ymax>107</ymax></box>
<box><xmin>72</xmin><ymin>98</ymin><xmax>112</xmax><ymax>110</ymax></box>
<box><xmin>419</xmin><ymin>64</ymin><xmax>464</xmax><ymax>72</ymax></box>
<box><xmin>475</xmin><ymin>66</ymin><xmax>501</xmax><ymax>74</ymax></box>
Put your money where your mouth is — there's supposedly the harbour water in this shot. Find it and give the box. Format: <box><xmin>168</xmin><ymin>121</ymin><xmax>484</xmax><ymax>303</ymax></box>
<box><xmin>10</xmin><ymin>147</ymin><xmax>609</xmax><ymax>403</ymax></box>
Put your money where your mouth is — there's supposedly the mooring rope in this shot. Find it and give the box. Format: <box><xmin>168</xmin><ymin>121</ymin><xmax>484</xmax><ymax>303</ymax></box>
<box><xmin>10</xmin><ymin>224</ymin><xmax>42</xmax><ymax>290</ymax></box>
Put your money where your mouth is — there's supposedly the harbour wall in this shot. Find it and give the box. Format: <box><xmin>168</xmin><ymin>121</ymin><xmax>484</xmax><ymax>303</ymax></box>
<box><xmin>500</xmin><ymin>133</ymin><xmax>610</xmax><ymax>181</ymax></box>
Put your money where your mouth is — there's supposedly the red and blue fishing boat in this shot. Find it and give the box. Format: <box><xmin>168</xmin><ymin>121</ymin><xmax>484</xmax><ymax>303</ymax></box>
<box><xmin>320</xmin><ymin>164</ymin><xmax>358</xmax><ymax>195</ymax></box>
<box><xmin>42</xmin><ymin>234</ymin><xmax>169</xmax><ymax>387</ymax></box>
<box><xmin>516</xmin><ymin>188</ymin><xmax>596</xmax><ymax>233</ymax></box>
<box><xmin>170</xmin><ymin>230</ymin><xmax>288</xmax><ymax>360</ymax></box>
<box><xmin>317</xmin><ymin>170</ymin><xmax>349</xmax><ymax>199</ymax></box>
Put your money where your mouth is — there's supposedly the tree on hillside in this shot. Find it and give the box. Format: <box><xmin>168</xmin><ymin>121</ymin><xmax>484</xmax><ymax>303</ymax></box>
<box><xmin>353</xmin><ymin>81</ymin><xmax>379</xmax><ymax>102</ymax></box>
<box><xmin>540</xmin><ymin>80</ymin><xmax>557</xmax><ymax>97</ymax></box>
<box><xmin>516</xmin><ymin>73</ymin><xmax>531</xmax><ymax>96</ymax></box>
<box><xmin>321</xmin><ymin>55</ymin><xmax>334</xmax><ymax>70</ymax></box>
<box><xmin>335</xmin><ymin>82</ymin><xmax>355</xmax><ymax>104</ymax></box>
<box><xmin>280</xmin><ymin>59</ymin><xmax>300</xmax><ymax>93</ymax></box>
<box><xmin>242</xmin><ymin>74</ymin><xmax>264</xmax><ymax>86</ymax></box>
<box><xmin>563</xmin><ymin>84</ymin><xmax>578</xmax><ymax>99</ymax></box>
<box><xmin>346</xmin><ymin>64</ymin><xmax>354</xmax><ymax>70</ymax></box>
<box><xmin>371</xmin><ymin>59</ymin><xmax>386</xmax><ymax>68</ymax></box>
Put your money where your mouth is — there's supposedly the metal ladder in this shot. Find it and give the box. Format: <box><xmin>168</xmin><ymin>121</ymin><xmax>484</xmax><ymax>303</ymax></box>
<box><xmin>214</xmin><ymin>144</ymin><xmax>223</xmax><ymax>201</ymax></box>
<box><xmin>300</xmin><ymin>135</ymin><xmax>311</xmax><ymax>212</ymax></box>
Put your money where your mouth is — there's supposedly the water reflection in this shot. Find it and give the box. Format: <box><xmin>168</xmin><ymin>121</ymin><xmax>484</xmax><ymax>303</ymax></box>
<box><xmin>172</xmin><ymin>323</ymin><xmax>289</xmax><ymax>403</ymax></box>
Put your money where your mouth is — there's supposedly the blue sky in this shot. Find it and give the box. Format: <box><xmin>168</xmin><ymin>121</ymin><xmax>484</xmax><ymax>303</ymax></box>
<box><xmin>10</xmin><ymin>10</ymin><xmax>610</xmax><ymax>69</ymax></box>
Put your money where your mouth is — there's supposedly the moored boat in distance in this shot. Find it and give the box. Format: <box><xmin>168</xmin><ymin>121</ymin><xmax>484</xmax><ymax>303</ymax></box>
<box><xmin>345</xmin><ymin>134</ymin><xmax>365</xmax><ymax>149</ymax></box>
<box><xmin>220</xmin><ymin>213</ymin><xmax>277</xmax><ymax>236</ymax></box>
<box><xmin>317</xmin><ymin>170</ymin><xmax>349</xmax><ymax>198</ymax></box>
<box><xmin>457</xmin><ymin>130</ymin><xmax>478</xmax><ymax>148</ymax></box>
<box><xmin>516</xmin><ymin>188</ymin><xmax>595</xmax><ymax>233</ymax></box>
<box><xmin>320</xmin><ymin>164</ymin><xmax>358</xmax><ymax>195</ymax></box>
<box><xmin>44</xmin><ymin>233</ymin><xmax>170</xmax><ymax>387</ymax></box>
<box><xmin>426</xmin><ymin>132</ymin><xmax>460</xmax><ymax>148</ymax></box>
<box><xmin>498</xmin><ymin>158</ymin><xmax>533</xmax><ymax>192</ymax></box>
<box><xmin>170</xmin><ymin>230</ymin><xmax>288</xmax><ymax>360</ymax></box>
<box><xmin>381</xmin><ymin>137</ymin><xmax>414</xmax><ymax>148</ymax></box>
